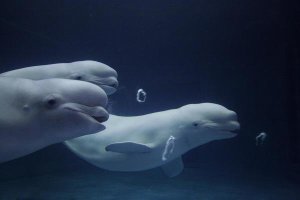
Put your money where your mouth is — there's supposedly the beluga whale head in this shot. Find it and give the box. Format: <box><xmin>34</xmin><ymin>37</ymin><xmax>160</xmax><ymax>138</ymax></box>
<box><xmin>17</xmin><ymin>78</ymin><xmax>110</xmax><ymax>140</ymax></box>
<box><xmin>66</xmin><ymin>61</ymin><xmax>118</xmax><ymax>95</ymax></box>
<box><xmin>0</xmin><ymin>77</ymin><xmax>110</xmax><ymax>163</ymax></box>
<box><xmin>178</xmin><ymin>103</ymin><xmax>240</xmax><ymax>149</ymax></box>
<box><xmin>1</xmin><ymin>60</ymin><xmax>119</xmax><ymax>95</ymax></box>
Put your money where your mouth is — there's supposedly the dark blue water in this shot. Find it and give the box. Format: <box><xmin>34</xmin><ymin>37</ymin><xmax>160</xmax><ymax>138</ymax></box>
<box><xmin>0</xmin><ymin>1</ymin><xmax>299</xmax><ymax>199</ymax></box>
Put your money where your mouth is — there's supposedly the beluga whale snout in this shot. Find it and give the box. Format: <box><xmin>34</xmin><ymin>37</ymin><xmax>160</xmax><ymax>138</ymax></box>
<box><xmin>63</xmin><ymin>103</ymin><xmax>109</xmax><ymax>123</ymax></box>
<box><xmin>68</xmin><ymin>61</ymin><xmax>119</xmax><ymax>95</ymax></box>
<box><xmin>0</xmin><ymin>77</ymin><xmax>109</xmax><ymax>163</ymax></box>
<box><xmin>1</xmin><ymin>60</ymin><xmax>119</xmax><ymax>95</ymax></box>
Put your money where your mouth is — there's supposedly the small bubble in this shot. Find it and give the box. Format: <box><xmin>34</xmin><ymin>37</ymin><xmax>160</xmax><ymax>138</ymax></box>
<box><xmin>136</xmin><ymin>89</ymin><xmax>147</xmax><ymax>103</ymax></box>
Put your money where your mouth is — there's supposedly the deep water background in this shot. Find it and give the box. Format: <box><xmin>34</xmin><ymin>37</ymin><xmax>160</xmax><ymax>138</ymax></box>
<box><xmin>0</xmin><ymin>0</ymin><xmax>299</xmax><ymax>199</ymax></box>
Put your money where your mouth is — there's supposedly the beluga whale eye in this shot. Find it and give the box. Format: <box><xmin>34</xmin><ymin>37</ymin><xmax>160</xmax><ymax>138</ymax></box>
<box><xmin>111</xmin><ymin>83</ymin><xmax>118</xmax><ymax>88</ymax></box>
<box><xmin>75</xmin><ymin>75</ymin><xmax>82</xmax><ymax>80</ymax></box>
<box><xmin>193</xmin><ymin>122</ymin><xmax>199</xmax><ymax>127</ymax></box>
<box><xmin>43</xmin><ymin>95</ymin><xmax>59</xmax><ymax>109</ymax></box>
<box><xmin>69</xmin><ymin>73</ymin><xmax>84</xmax><ymax>80</ymax></box>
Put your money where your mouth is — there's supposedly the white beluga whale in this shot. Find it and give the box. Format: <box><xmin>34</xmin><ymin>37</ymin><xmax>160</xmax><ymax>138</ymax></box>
<box><xmin>0</xmin><ymin>77</ymin><xmax>109</xmax><ymax>163</ymax></box>
<box><xmin>65</xmin><ymin>103</ymin><xmax>240</xmax><ymax>177</ymax></box>
<box><xmin>1</xmin><ymin>60</ymin><xmax>118</xmax><ymax>95</ymax></box>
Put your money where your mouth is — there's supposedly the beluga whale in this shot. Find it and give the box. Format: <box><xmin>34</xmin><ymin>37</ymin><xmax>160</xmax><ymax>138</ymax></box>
<box><xmin>65</xmin><ymin>103</ymin><xmax>240</xmax><ymax>177</ymax></box>
<box><xmin>1</xmin><ymin>60</ymin><xmax>118</xmax><ymax>95</ymax></box>
<box><xmin>0</xmin><ymin>77</ymin><xmax>109</xmax><ymax>163</ymax></box>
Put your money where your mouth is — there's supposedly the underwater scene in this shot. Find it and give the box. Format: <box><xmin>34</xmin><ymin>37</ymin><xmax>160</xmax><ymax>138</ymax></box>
<box><xmin>0</xmin><ymin>1</ymin><xmax>299</xmax><ymax>200</ymax></box>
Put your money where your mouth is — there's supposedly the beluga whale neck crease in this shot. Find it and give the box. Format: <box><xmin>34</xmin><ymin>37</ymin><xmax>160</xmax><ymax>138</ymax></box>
<box><xmin>0</xmin><ymin>77</ymin><xmax>109</xmax><ymax>163</ymax></box>
<box><xmin>65</xmin><ymin>103</ymin><xmax>240</xmax><ymax>177</ymax></box>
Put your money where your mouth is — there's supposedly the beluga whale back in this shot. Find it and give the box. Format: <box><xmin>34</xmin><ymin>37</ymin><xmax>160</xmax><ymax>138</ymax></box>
<box><xmin>65</xmin><ymin>103</ymin><xmax>240</xmax><ymax>177</ymax></box>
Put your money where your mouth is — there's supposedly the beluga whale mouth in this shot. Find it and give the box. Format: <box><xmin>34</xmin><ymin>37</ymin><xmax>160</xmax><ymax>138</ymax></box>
<box><xmin>90</xmin><ymin>78</ymin><xmax>119</xmax><ymax>95</ymax></box>
<box><xmin>63</xmin><ymin>103</ymin><xmax>109</xmax><ymax>124</ymax></box>
<box><xmin>91</xmin><ymin>115</ymin><xmax>109</xmax><ymax>123</ymax></box>
<box><xmin>212</xmin><ymin>121</ymin><xmax>240</xmax><ymax>138</ymax></box>
<box><xmin>202</xmin><ymin>109</ymin><xmax>240</xmax><ymax>138</ymax></box>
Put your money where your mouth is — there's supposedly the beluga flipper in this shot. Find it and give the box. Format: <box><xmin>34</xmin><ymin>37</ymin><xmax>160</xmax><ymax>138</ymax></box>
<box><xmin>105</xmin><ymin>142</ymin><xmax>152</xmax><ymax>153</ymax></box>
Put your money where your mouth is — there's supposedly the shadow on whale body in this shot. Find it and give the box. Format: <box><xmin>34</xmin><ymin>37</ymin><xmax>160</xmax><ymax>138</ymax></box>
<box><xmin>65</xmin><ymin>103</ymin><xmax>240</xmax><ymax>177</ymax></box>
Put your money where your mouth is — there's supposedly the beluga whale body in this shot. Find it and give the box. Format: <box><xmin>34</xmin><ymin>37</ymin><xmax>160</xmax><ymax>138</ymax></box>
<box><xmin>1</xmin><ymin>60</ymin><xmax>118</xmax><ymax>95</ymax></box>
<box><xmin>65</xmin><ymin>103</ymin><xmax>240</xmax><ymax>177</ymax></box>
<box><xmin>0</xmin><ymin>77</ymin><xmax>109</xmax><ymax>163</ymax></box>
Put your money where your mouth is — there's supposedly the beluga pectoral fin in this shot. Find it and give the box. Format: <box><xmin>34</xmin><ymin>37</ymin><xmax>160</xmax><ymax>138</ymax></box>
<box><xmin>105</xmin><ymin>142</ymin><xmax>152</xmax><ymax>153</ymax></box>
